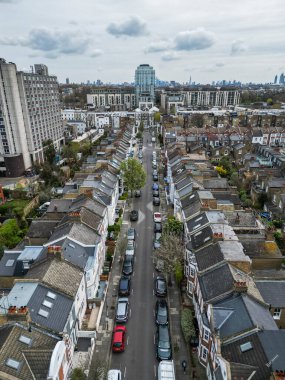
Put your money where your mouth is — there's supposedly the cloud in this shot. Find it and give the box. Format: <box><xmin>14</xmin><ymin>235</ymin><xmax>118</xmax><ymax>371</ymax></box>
<box><xmin>231</xmin><ymin>39</ymin><xmax>248</xmax><ymax>55</ymax></box>
<box><xmin>161</xmin><ymin>51</ymin><xmax>180</xmax><ymax>61</ymax></box>
<box><xmin>0</xmin><ymin>0</ymin><xmax>18</xmax><ymax>3</ymax></box>
<box><xmin>0</xmin><ymin>28</ymin><xmax>92</xmax><ymax>57</ymax></box>
<box><xmin>90</xmin><ymin>49</ymin><xmax>104</xmax><ymax>58</ymax></box>
<box><xmin>144</xmin><ymin>40</ymin><xmax>170</xmax><ymax>53</ymax></box>
<box><xmin>106</xmin><ymin>16</ymin><xmax>148</xmax><ymax>37</ymax></box>
<box><xmin>174</xmin><ymin>28</ymin><xmax>215</xmax><ymax>51</ymax></box>
<box><xmin>215</xmin><ymin>62</ymin><xmax>224</xmax><ymax>67</ymax></box>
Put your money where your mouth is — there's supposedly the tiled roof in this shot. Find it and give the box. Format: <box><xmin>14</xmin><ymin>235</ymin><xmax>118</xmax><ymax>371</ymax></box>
<box><xmin>0</xmin><ymin>251</ymin><xmax>21</xmax><ymax>276</ymax></box>
<box><xmin>181</xmin><ymin>192</ymin><xmax>199</xmax><ymax>208</ymax></box>
<box><xmin>175</xmin><ymin>176</ymin><xmax>192</xmax><ymax>191</ymax></box>
<box><xmin>203</xmin><ymin>178</ymin><xmax>229</xmax><ymax>189</ymax></box>
<box><xmin>27</xmin><ymin>220</ymin><xmax>58</xmax><ymax>239</ymax></box>
<box><xmin>221</xmin><ymin>333</ymin><xmax>270</xmax><ymax>380</ymax></box>
<box><xmin>198</xmin><ymin>263</ymin><xmax>234</xmax><ymax>302</ymax></box>
<box><xmin>190</xmin><ymin>225</ymin><xmax>213</xmax><ymax>250</ymax></box>
<box><xmin>23</xmin><ymin>350</ymin><xmax>53</xmax><ymax>380</ymax></box>
<box><xmin>187</xmin><ymin>212</ymin><xmax>209</xmax><ymax>234</ymax></box>
<box><xmin>69</xmin><ymin>194</ymin><xmax>106</xmax><ymax>217</ymax></box>
<box><xmin>47</xmin><ymin>222</ymin><xmax>100</xmax><ymax>246</ymax></box>
<box><xmin>241</xmin><ymin>240</ymin><xmax>282</xmax><ymax>259</ymax></box>
<box><xmin>194</xmin><ymin>243</ymin><xmax>224</xmax><ymax>271</ymax></box>
<box><xmin>255</xmin><ymin>281</ymin><xmax>285</xmax><ymax>307</ymax></box>
<box><xmin>0</xmin><ymin>324</ymin><xmax>58</xmax><ymax>380</ymax></box>
<box><xmin>46</xmin><ymin>199</ymin><xmax>73</xmax><ymax>213</ymax></box>
<box><xmin>258</xmin><ymin>330</ymin><xmax>285</xmax><ymax>371</ymax></box>
<box><xmin>59</xmin><ymin>207</ymin><xmax>102</xmax><ymax>232</ymax></box>
<box><xmin>26</xmin><ymin>258</ymin><xmax>83</xmax><ymax>298</ymax></box>
<box><xmin>212</xmin><ymin>191</ymin><xmax>241</xmax><ymax>206</ymax></box>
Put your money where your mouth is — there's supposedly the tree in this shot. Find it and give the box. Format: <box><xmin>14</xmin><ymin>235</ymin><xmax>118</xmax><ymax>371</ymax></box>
<box><xmin>61</xmin><ymin>142</ymin><xmax>80</xmax><ymax>164</ymax></box>
<box><xmin>153</xmin><ymin>231</ymin><xmax>184</xmax><ymax>286</ymax></box>
<box><xmin>154</xmin><ymin>112</ymin><xmax>161</xmax><ymax>123</ymax></box>
<box><xmin>120</xmin><ymin>158</ymin><xmax>146</xmax><ymax>196</ymax></box>
<box><xmin>43</xmin><ymin>139</ymin><xmax>56</xmax><ymax>165</ymax></box>
<box><xmin>164</xmin><ymin>216</ymin><xmax>183</xmax><ymax>235</ymax></box>
<box><xmin>70</xmin><ymin>368</ymin><xmax>85</xmax><ymax>380</ymax></box>
<box><xmin>0</xmin><ymin>219</ymin><xmax>21</xmax><ymax>248</ymax></box>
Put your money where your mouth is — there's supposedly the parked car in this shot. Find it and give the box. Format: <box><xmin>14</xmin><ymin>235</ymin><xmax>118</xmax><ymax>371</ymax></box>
<box><xmin>152</xmin><ymin>183</ymin><xmax>159</xmax><ymax>190</ymax></box>
<box><xmin>155</xmin><ymin>276</ymin><xmax>167</xmax><ymax>297</ymax></box>
<box><xmin>155</xmin><ymin>299</ymin><xmax>169</xmax><ymax>325</ymax></box>
<box><xmin>126</xmin><ymin>240</ymin><xmax>135</xmax><ymax>256</ymax></box>
<box><xmin>130</xmin><ymin>209</ymin><xmax>139</xmax><ymax>221</ymax></box>
<box><xmin>112</xmin><ymin>326</ymin><xmax>126</xmax><ymax>353</ymax></box>
<box><xmin>119</xmin><ymin>276</ymin><xmax>131</xmax><ymax>296</ymax></box>
<box><xmin>153</xmin><ymin>232</ymin><xmax>162</xmax><ymax>249</ymax></box>
<box><xmin>153</xmin><ymin>170</ymin><xmax>158</xmax><ymax>176</ymax></box>
<box><xmin>259</xmin><ymin>211</ymin><xmax>272</xmax><ymax>221</ymax></box>
<box><xmin>153</xmin><ymin>163</ymin><xmax>157</xmax><ymax>169</ymax></box>
<box><xmin>153</xmin><ymin>196</ymin><xmax>160</xmax><ymax>206</ymax></box>
<box><xmin>134</xmin><ymin>189</ymin><xmax>141</xmax><ymax>197</ymax></box>
<box><xmin>153</xmin><ymin>174</ymin><xmax>158</xmax><ymax>181</ymax></box>
<box><xmin>108</xmin><ymin>369</ymin><xmax>122</xmax><ymax>380</ymax></box>
<box><xmin>154</xmin><ymin>212</ymin><xmax>162</xmax><ymax>222</ymax></box>
<box><xmin>153</xmin><ymin>190</ymin><xmax>159</xmax><ymax>197</ymax></box>
<box><xmin>127</xmin><ymin>228</ymin><xmax>136</xmax><ymax>241</ymax></box>
<box><xmin>123</xmin><ymin>255</ymin><xmax>134</xmax><ymax>275</ymax></box>
<box><xmin>156</xmin><ymin>324</ymin><xmax>172</xmax><ymax>361</ymax></box>
<box><xmin>154</xmin><ymin>222</ymin><xmax>162</xmax><ymax>233</ymax></box>
<box><xmin>116</xmin><ymin>297</ymin><xmax>129</xmax><ymax>323</ymax></box>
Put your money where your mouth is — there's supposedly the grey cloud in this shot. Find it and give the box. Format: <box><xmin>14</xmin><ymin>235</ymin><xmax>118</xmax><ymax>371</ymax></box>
<box><xmin>0</xmin><ymin>0</ymin><xmax>18</xmax><ymax>3</ymax></box>
<box><xmin>0</xmin><ymin>28</ymin><xmax>91</xmax><ymax>57</ymax></box>
<box><xmin>161</xmin><ymin>51</ymin><xmax>180</xmax><ymax>61</ymax></box>
<box><xmin>90</xmin><ymin>49</ymin><xmax>104</xmax><ymax>58</ymax></box>
<box><xmin>107</xmin><ymin>16</ymin><xmax>148</xmax><ymax>37</ymax></box>
<box><xmin>174</xmin><ymin>28</ymin><xmax>215</xmax><ymax>51</ymax></box>
<box><xmin>144</xmin><ymin>40</ymin><xmax>170</xmax><ymax>53</ymax></box>
<box><xmin>231</xmin><ymin>40</ymin><xmax>248</xmax><ymax>55</ymax></box>
<box><xmin>216</xmin><ymin>62</ymin><xmax>224</xmax><ymax>67</ymax></box>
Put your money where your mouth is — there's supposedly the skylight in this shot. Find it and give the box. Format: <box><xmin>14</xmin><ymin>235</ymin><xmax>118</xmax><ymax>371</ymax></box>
<box><xmin>6</xmin><ymin>358</ymin><xmax>20</xmax><ymax>370</ymax></box>
<box><xmin>42</xmin><ymin>300</ymin><xmax>53</xmax><ymax>308</ymax></box>
<box><xmin>240</xmin><ymin>342</ymin><xmax>253</xmax><ymax>353</ymax></box>
<box><xmin>46</xmin><ymin>291</ymin><xmax>56</xmax><ymax>300</ymax></box>
<box><xmin>6</xmin><ymin>259</ymin><xmax>15</xmax><ymax>267</ymax></box>
<box><xmin>19</xmin><ymin>335</ymin><xmax>32</xmax><ymax>346</ymax></box>
<box><xmin>38</xmin><ymin>309</ymin><xmax>49</xmax><ymax>318</ymax></box>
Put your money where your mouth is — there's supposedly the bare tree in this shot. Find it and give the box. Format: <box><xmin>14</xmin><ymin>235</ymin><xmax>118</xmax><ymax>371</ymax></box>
<box><xmin>153</xmin><ymin>232</ymin><xmax>184</xmax><ymax>286</ymax></box>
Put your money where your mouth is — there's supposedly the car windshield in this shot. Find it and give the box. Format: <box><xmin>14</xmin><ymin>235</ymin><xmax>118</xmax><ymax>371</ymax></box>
<box><xmin>159</xmin><ymin>340</ymin><xmax>170</xmax><ymax>349</ymax></box>
<box><xmin>159</xmin><ymin>308</ymin><xmax>167</xmax><ymax>316</ymax></box>
<box><xmin>158</xmin><ymin>280</ymin><xmax>165</xmax><ymax>289</ymax></box>
<box><xmin>113</xmin><ymin>342</ymin><xmax>122</xmax><ymax>347</ymax></box>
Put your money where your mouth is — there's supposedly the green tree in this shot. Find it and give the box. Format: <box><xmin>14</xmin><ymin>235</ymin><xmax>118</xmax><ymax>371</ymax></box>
<box><xmin>61</xmin><ymin>142</ymin><xmax>80</xmax><ymax>164</ymax></box>
<box><xmin>154</xmin><ymin>112</ymin><xmax>161</xmax><ymax>123</ymax></box>
<box><xmin>0</xmin><ymin>219</ymin><xmax>21</xmax><ymax>248</ymax></box>
<box><xmin>43</xmin><ymin>139</ymin><xmax>56</xmax><ymax>165</ymax></box>
<box><xmin>120</xmin><ymin>158</ymin><xmax>146</xmax><ymax>196</ymax></box>
<box><xmin>164</xmin><ymin>216</ymin><xmax>183</xmax><ymax>235</ymax></box>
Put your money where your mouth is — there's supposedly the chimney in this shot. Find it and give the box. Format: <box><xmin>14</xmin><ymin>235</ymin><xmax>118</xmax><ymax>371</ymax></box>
<box><xmin>47</xmin><ymin>245</ymin><xmax>63</xmax><ymax>260</ymax></box>
<box><xmin>234</xmin><ymin>280</ymin><xmax>248</xmax><ymax>293</ymax></box>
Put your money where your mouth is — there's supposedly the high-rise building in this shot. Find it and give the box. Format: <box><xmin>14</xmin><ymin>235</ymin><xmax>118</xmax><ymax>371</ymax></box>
<box><xmin>66</xmin><ymin>77</ymin><xmax>70</xmax><ymax>85</ymax></box>
<box><xmin>0</xmin><ymin>59</ymin><xmax>63</xmax><ymax>177</ymax></box>
<box><xmin>134</xmin><ymin>64</ymin><xmax>155</xmax><ymax>107</ymax></box>
<box><xmin>274</xmin><ymin>75</ymin><xmax>278</xmax><ymax>84</ymax></box>
<box><xmin>280</xmin><ymin>73</ymin><xmax>285</xmax><ymax>85</ymax></box>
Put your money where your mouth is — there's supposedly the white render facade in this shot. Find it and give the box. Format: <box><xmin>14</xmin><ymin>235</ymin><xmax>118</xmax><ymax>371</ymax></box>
<box><xmin>0</xmin><ymin>58</ymin><xmax>63</xmax><ymax>176</ymax></box>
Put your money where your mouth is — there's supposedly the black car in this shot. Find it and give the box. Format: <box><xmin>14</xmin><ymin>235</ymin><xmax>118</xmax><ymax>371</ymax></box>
<box><xmin>130</xmin><ymin>210</ymin><xmax>139</xmax><ymax>221</ymax></box>
<box><xmin>155</xmin><ymin>299</ymin><xmax>169</xmax><ymax>325</ymax></box>
<box><xmin>122</xmin><ymin>255</ymin><xmax>134</xmax><ymax>275</ymax></box>
<box><xmin>119</xmin><ymin>276</ymin><xmax>131</xmax><ymax>296</ymax></box>
<box><xmin>154</xmin><ymin>222</ymin><xmax>162</xmax><ymax>233</ymax></box>
<box><xmin>156</xmin><ymin>324</ymin><xmax>172</xmax><ymax>361</ymax></box>
<box><xmin>155</xmin><ymin>276</ymin><xmax>167</xmax><ymax>297</ymax></box>
<box><xmin>153</xmin><ymin>174</ymin><xmax>158</xmax><ymax>181</ymax></box>
<box><xmin>153</xmin><ymin>197</ymin><xmax>160</xmax><ymax>206</ymax></box>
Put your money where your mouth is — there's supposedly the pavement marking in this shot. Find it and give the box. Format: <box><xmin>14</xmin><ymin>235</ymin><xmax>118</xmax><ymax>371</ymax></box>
<box><xmin>127</xmin><ymin>336</ymin><xmax>129</xmax><ymax>345</ymax></box>
<box><xmin>124</xmin><ymin>367</ymin><xmax>127</xmax><ymax>379</ymax></box>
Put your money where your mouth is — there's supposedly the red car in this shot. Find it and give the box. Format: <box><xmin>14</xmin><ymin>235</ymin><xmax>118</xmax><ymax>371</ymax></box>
<box><xmin>112</xmin><ymin>326</ymin><xmax>126</xmax><ymax>353</ymax></box>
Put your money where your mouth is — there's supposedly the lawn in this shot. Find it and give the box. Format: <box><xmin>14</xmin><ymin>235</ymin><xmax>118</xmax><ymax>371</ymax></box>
<box><xmin>0</xmin><ymin>199</ymin><xmax>30</xmax><ymax>216</ymax></box>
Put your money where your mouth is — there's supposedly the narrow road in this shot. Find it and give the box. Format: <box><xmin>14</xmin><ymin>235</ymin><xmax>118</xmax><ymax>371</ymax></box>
<box><xmin>110</xmin><ymin>133</ymin><xmax>158</xmax><ymax>379</ymax></box>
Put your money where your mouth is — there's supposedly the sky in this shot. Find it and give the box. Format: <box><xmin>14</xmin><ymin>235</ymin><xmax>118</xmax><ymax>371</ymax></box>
<box><xmin>0</xmin><ymin>0</ymin><xmax>285</xmax><ymax>84</ymax></box>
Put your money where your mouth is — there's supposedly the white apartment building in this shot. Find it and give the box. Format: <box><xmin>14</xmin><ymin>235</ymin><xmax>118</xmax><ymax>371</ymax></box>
<box><xmin>0</xmin><ymin>59</ymin><xmax>63</xmax><ymax>177</ymax></box>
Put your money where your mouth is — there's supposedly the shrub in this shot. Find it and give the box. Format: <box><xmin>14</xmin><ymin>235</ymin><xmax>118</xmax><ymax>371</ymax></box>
<box><xmin>181</xmin><ymin>309</ymin><xmax>196</xmax><ymax>343</ymax></box>
<box><xmin>119</xmin><ymin>192</ymin><xmax>128</xmax><ymax>200</ymax></box>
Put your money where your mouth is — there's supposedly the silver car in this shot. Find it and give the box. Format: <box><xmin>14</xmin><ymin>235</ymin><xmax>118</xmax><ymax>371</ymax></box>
<box><xmin>116</xmin><ymin>297</ymin><xmax>129</xmax><ymax>323</ymax></box>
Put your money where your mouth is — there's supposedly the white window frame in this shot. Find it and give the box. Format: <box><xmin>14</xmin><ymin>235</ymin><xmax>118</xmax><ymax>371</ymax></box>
<box><xmin>201</xmin><ymin>346</ymin><xmax>208</xmax><ymax>361</ymax></box>
<box><xmin>273</xmin><ymin>308</ymin><xmax>281</xmax><ymax>320</ymax></box>
<box><xmin>203</xmin><ymin>329</ymin><xmax>210</xmax><ymax>342</ymax></box>
<box><xmin>190</xmin><ymin>266</ymin><xmax>195</xmax><ymax>277</ymax></box>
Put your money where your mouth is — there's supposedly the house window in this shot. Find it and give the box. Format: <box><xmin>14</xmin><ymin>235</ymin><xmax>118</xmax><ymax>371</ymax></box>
<box><xmin>201</xmin><ymin>346</ymin><xmax>208</xmax><ymax>361</ymax></box>
<box><xmin>187</xmin><ymin>281</ymin><xmax>193</xmax><ymax>294</ymax></box>
<box><xmin>203</xmin><ymin>329</ymin><xmax>210</xmax><ymax>342</ymax></box>
<box><xmin>273</xmin><ymin>308</ymin><xmax>281</xmax><ymax>320</ymax></box>
<box><xmin>190</xmin><ymin>266</ymin><xmax>195</xmax><ymax>277</ymax></box>
<box><xmin>6</xmin><ymin>358</ymin><xmax>21</xmax><ymax>370</ymax></box>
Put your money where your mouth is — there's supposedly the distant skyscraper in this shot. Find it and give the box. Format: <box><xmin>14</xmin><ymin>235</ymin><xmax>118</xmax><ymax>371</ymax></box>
<box><xmin>0</xmin><ymin>58</ymin><xmax>63</xmax><ymax>177</ymax></box>
<box><xmin>274</xmin><ymin>75</ymin><xmax>278</xmax><ymax>84</ymax></box>
<box><xmin>134</xmin><ymin>64</ymin><xmax>155</xmax><ymax>106</ymax></box>
<box><xmin>66</xmin><ymin>77</ymin><xmax>70</xmax><ymax>85</ymax></box>
<box><xmin>279</xmin><ymin>73</ymin><xmax>285</xmax><ymax>85</ymax></box>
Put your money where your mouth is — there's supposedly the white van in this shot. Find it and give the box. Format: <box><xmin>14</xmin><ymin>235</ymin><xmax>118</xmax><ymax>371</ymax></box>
<box><xmin>158</xmin><ymin>360</ymin><xmax>176</xmax><ymax>380</ymax></box>
<box><xmin>108</xmin><ymin>369</ymin><xmax>122</xmax><ymax>380</ymax></box>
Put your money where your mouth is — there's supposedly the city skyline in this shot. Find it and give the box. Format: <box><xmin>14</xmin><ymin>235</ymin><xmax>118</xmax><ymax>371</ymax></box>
<box><xmin>0</xmin><ymin>0</ymin><xmax>284</xmax><ymax>84</ymax></box>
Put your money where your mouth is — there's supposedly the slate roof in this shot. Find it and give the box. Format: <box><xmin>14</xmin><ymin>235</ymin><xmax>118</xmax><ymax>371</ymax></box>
<box><xmin>230</xmin><ymin>363</ymin><xmax>259</xmax><ymax>380</ymax></box>
<box><xmin>258</xmin><ymin>330</ymin><xmax>285</xmax><ymax>371</ymax></box>
<box><xmin>0</xmin><ymin>324</ymin><xmax>58</xmax><ymax>380</ymax></box>
<box><xmin>190</xmin><ymin>225</ymin><xmax>213</xmax><ymax>250</ymax></box>
<box><xmin>27</xmin><ymin>220</ymin><xmax>58</xmax><ymax>239</ymax></box>
<box><xmin>26</xmin><ymin>257</ymin><xmax>83</xmax><ymax>298</ymax></box>
<box><xmin>212</xmin><ymin>191</ymin><xmax>241</xmax><ymax>206</ymax></box>
<box><xmin>213</xmin><ymin>294</ymin><xmax>277</xmax><ymax>340</ymax></box>
<box><xmin>177</xmin><ymin>184</ymin><xmax>192</xmax><ymax>199</ymax></box>
<box><xmin>255</xmin><ymin>281</ymin><xmax>285</xmax><ymax>307</ymax></box>
<box><xmin>221</xmin><ymin>333</ymin><xmax>271</xmax><ymax>380</ymax></box>
<box><xmin>27</xmin><ymin>283</ymin><xmax>73</xmax><ymax>332</ymax></box>
<box><xmin>194</xmin><ymin>243</ymin><xmax>224</xmax><ymax>271</ymax></box>
<box><xmin>198</xmin><ymin>263</ymin><xmax>234</xmax><ymax>302</ymax></box>
<box><xmin>0</xmin><ymin>251</ymin><xmax>21</xmax><ymax>276</ymax></box>
<box><xmin>46</xmin><ymin>199</ymin><xmax>73</xmax><ymax>213</ymax></box>
<box><xmin>203</xmin><ymin>178</ymin><xmax>229</xmax><ymax>190</ymax></box>
<box><xmin>175</xmin><ymin>176</ymin><xmax>192</xmax><ymax>191</ymax></box>
<box><xmin>60</xmin><ymin>207</ymin><xmax>102</xmax><ymax>232</ymax></box>
<box><xmin>183</xmin><ymin>200</ymin><xmax>201</xmax><ymax>220</ymax></box>
<box><xmin>241</xmin><ymin>240</ymin><xmax>282</xmax><ymax>260</ymax></box>
<box><xmin>62</xmin><ymin>238</ymin><xmax>92</xmax><ymax>269</ymax></box>
<box><xmin>69</xmin><ymin>194</ymin><xmax>106</xmax><ymax>217</ymax></box>
<box><xmin>187</xmin><ymin>212</ymin><xmax>209</xmax><ymax>234</ymax></box>
<box><xmin>47</xmin><ymin>222</ymin><xmax>100</xmax><ymax>246</ymax></box>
